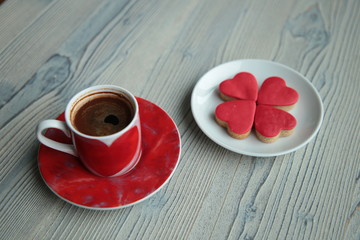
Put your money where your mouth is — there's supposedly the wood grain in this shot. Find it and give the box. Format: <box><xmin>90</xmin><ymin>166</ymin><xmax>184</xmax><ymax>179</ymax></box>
<box><xmin>0</xmin><ymin>0</ymin><xmax>359</xmax><ymax>239</ymax></box>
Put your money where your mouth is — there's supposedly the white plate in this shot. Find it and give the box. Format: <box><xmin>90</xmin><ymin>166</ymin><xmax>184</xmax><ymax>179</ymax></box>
<box><xmin>191</xmin><ymin>59</ymin><xmax>323</xmax><ymax>157</ymax></box>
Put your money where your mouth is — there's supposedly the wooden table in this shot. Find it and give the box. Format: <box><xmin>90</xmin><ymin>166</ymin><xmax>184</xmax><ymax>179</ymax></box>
<box><xmin>1</xmin><ymin>0</ymin><xmax>359</xmax><ymax>239</ymax></box>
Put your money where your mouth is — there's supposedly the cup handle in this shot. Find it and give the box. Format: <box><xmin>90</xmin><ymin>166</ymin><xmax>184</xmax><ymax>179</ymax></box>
<box><xmin>37</xmin><ymin>119</ymin><xmax>78</xmax><ymax>157</ymax></box>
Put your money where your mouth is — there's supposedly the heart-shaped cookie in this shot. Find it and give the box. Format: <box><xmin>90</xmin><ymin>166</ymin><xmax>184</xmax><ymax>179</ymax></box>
<box><xmin>254</xmin><ymin>105</ymin><xmax>297</xmax><ymax>143</ymax></box>
<box><xmin>219</xmin><ymin>72</ymin><xmax>258</xmax><ymax>101</ymax></box>
<box><xmin>215</xmin><ymin>100</ymin><xmax>256</xmax><ymax>139</ymax></box>
<box><xmin>257</xmin><ymin>77</ymin><xmax>299</xmax><ymax>111</ymax></box>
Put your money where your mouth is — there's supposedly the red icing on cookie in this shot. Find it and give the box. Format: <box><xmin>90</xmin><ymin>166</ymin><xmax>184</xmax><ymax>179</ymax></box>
<box><xmin>254</xmin><ymin>105</ymin><xmax>297</xmax><ymax>137</ymax></box>
<box><xmin>219</xmin><ymin>72</ymin><xmax>258</xmax><ymax>101</ymax></box>
<box><xmin>257</xmin><ymin>77</ymin><xmax>298</xmax><ymax>107</ymax></box>
<box><xmin>215</xmin><ymin>100</ymin><xmax>256</xmax><ymax>135</ymax></box>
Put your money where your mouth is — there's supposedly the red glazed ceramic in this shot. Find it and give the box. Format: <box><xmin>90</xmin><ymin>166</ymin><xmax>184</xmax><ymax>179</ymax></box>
<box><xmin>37</xmin><ymin>85</ymin><xmax>142</xmax><ymax>177</ymax></box>
<box><xmin>38</xmin><ymin>97</ymin><xmax>181</xmax><ymax>209</ymax></box>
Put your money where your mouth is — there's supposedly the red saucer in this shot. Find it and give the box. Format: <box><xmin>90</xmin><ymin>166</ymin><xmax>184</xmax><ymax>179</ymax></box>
<box><xmin>38</xmin><ymin>97</ymin><xmax>181</xmax><ymax>209</ymax></box>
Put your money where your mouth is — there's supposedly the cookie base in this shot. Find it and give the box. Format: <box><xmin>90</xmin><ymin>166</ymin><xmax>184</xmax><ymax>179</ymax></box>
<box><xmin>219</xmin><ymin>92</ymin><xmax>238</xmax><ymax>102</ymax></box>
<box><xmin>255</xmin><ymin>129</ymin><xmax>294</xmax><ymax>143</ymax></box>
<box><xmin>215</xmin><ymin>116</ymin><xmax>251</xmax><ymax>139</ymax></box>
<box><xmin>273</xmin><ymin>103</ymin><xmax>296</xmax><ymax>112</ymax></box>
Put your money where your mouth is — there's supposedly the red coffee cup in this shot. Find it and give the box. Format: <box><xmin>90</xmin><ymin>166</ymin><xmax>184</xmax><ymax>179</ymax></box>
<box><xmin>37</xmin><ymin>85</ymin><xmax>142</xmax><ymax>177</ymax></box>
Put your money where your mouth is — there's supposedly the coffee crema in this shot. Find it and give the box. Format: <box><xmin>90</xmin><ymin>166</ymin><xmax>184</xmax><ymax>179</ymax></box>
<box><xmin>71</xmin><ymin>92</ymin><xmax>134</xmax><ymax>136</ymax></box>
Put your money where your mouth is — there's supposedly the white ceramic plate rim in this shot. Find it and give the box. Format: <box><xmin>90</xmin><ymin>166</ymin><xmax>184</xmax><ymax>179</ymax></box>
<box><xmin>191</xmin><ymin>59</ymin><xmax>324</xmax><ymax>157</ymax></box>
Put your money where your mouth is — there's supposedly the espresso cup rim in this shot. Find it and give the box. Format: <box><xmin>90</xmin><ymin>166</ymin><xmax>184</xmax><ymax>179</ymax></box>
<box><xmin>65</xmin><ymin>85</ymin><xmax>139</xmax><ymax>140</ymax></box>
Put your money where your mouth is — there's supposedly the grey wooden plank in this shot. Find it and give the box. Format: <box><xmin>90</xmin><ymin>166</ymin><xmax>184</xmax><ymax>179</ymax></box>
<box><xmin>0</xmin><ymin>0</ymin><xmax>359</xmax><ymax>239</ymax></box>
<box><xmin>0</xmin><ymin>0</ymin><xmax>55</xmax><ymax>52</ymax></box>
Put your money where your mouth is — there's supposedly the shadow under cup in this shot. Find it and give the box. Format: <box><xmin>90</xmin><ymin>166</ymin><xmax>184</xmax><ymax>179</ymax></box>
<box><xmin>66</xmin><ymin>86</ymin><xmax>142</xmax><ymax>177</ymax></box>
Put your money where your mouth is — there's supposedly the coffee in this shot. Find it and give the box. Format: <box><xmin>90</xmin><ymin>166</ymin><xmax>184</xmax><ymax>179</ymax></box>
<box><xmin>71</xmin><ymin>92</ymin><xmax>134</xmax><ymax>136</ymax></box>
